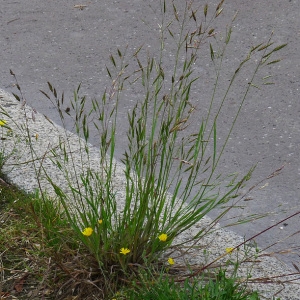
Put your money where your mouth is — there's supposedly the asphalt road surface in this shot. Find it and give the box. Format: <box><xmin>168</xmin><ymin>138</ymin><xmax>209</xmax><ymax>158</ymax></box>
<box><xmin>1</xmin><ymin>0</ymin><xmax>299</xmax><ymax>266</ymax></box>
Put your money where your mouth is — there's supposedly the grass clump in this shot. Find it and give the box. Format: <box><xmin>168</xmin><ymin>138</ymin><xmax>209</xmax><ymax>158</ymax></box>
<box><xmin>0</xmin><ymin>0</ymin><xmax>289</xmax><ymax>299</ymax></box>
<box><xmin>125</xmin><ymin>270</ymin><xmax>260</xmax><ymax>300</ymax></box>
<box><xmin>0</xmin><ymin>181</ymin><xmax>262</xmax><ymax>299</ymax></box>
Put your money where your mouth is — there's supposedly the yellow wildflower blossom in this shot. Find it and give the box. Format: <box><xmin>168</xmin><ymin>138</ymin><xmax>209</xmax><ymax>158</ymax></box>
<box><xmin>158</xmin><ymin>233</ymin><xmax>167</xmax><ymax>242</ymax></box>
<box><xmin>82</xmin><ymin>227</ymin><xmax>93</xmax><ymax>236</ymax></box>
<box><xmin>226</xmin><ymin>247</ymin><xmax>234</xmax><ymax>254</ymax></box>
<box><xmin>168</xmin><ymin>257</ymin><xmax>175</xmax><ymax>265</ymax></box>
<box><xmin>120</xmin><ymin>248</ymin><xmax>130</xmax><ymax>255</ymax></box>
<box><xmin>98</xmin><ymin>219</ymin><xmax>103</xmax><ymax>224</ymax></box>
<box><xmin>0</xmin><ymin>120</ymin><xmax>7</xmax><ymax>127</ymax></box>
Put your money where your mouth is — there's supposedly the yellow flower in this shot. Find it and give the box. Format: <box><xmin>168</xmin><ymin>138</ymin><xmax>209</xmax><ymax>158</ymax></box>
<box><xmin>0</xmin><ymin>120</ymin><xmax>7</xmax><ymax>127</ymax></box>
<box><xmin>82</xmin><ymin>227</ymin><xmax>93</xmax><ymax>236</ymax></box>
<box><xmin>158</xmin><ymin>233</ymin><xmax>167</xmax><ymax>242</ymax></box>
<box><xmin>168</xmin><ymin>257</ymin><xmax>175</xmax><ymax>265</ymax></box>
<box><xmin>120</xmin><ymin>248</ymin><xmax>130</xmax><ymax>255</ymax></box>
<box><xmin>226</xmin><ymin>247</ymin><xmax>234</xmax><ymax>254</ymax></box>
<box><xmin>98</xmin><ymin>219</ymin><xmax>103</xmax><ymax>224</ymax></box>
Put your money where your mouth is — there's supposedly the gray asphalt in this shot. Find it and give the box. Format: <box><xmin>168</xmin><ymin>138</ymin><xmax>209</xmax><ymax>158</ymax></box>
<box><xmin>0</xmin><ymin>0</ymin><xmax>299</xmax><ymax>268</ymax></box>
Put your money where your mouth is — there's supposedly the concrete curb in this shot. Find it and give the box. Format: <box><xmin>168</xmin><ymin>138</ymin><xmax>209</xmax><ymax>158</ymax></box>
<box><xmin>1</xmin><ymin>88</ymin><xmax>299</xmax><ymax>299</ymax></box>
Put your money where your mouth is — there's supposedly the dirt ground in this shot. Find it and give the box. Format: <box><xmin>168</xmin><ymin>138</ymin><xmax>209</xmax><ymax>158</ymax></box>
<box><xmin>0</xmin><ymin>0</ymin><xmax>299</xmax><ymax>267</ymax></box>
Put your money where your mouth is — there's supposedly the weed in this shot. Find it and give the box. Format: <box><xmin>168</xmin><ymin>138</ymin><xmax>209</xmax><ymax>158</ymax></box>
<box><xmin>0</xmin><ymin>0</ymin><xmax>289</xmax><ymax>299</ymax></box>
<box><xmin>125</xmin><ymin>269</ymin><xmax>260</xmax><ymax>300</ymax></box>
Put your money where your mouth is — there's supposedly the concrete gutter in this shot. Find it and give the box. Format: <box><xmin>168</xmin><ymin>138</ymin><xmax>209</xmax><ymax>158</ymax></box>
<box><xmin>1</xmin><ymin>88</ymin><xmax>299</xmax><ymax>299</ymax></box>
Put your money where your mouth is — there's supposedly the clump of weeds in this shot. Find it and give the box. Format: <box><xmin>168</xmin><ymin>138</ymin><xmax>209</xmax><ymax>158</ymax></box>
<box><xmin>0</xmin><ymin>1</ymin><xmax>294</xmax><ymax>299</ymax></box>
